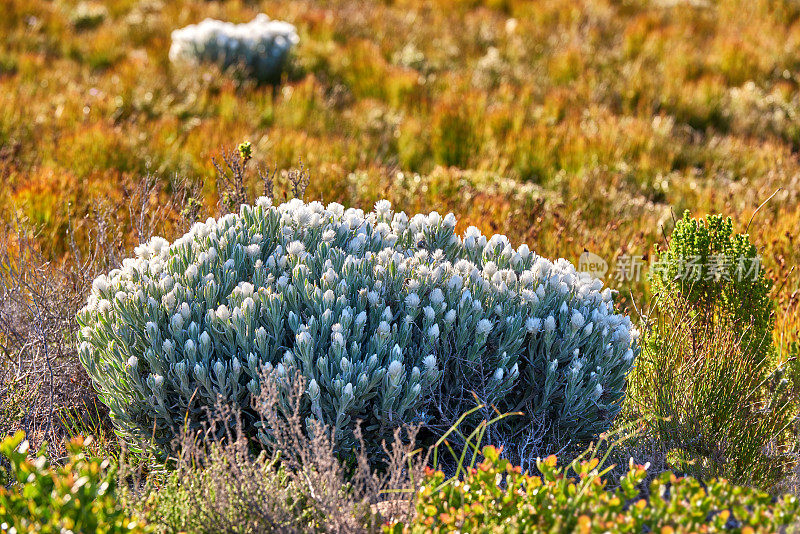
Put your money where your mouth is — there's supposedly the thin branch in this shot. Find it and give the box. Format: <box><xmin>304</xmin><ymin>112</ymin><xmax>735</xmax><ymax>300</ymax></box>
<box><xmin>746</xmin><ymin>187</ymin><xmax>782</xmax><ymax>234</ymax></box>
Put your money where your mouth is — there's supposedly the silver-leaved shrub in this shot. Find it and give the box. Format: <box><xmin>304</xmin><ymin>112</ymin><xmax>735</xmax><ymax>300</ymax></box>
<box><xmin>169</xmin><ymin>14</ymin><xmax>299</xmax><ymax>83</ymax></box>
<box><xmin>77</xmin><ymin>198</ymin><xmax>639</xmax><ymax>459</ymax></box>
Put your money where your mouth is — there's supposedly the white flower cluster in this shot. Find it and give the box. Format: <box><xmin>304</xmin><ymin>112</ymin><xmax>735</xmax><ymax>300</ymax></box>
<box><xmin>78</xmin><ymin>198</ymin><xmax>639</xmax><ymax>454</ymax></box>
<box><xmin>169</xmin><ymin>14</ymin><xmax>299</xmax><ymax>83</ymax></box>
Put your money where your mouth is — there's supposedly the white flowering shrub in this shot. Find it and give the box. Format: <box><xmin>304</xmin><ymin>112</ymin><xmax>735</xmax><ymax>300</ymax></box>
<box><xmin>169</xmin><ymin>14</ymin><xmax>299</xmax><ymax>83</ymax></box>
<box><xmin>77</xmin><ymin>198</ymin><xmax>639</xmax><ymax>457</ymax></box>
<box><xmin>70</xmin><ymin>2</ymin><xmax>108</xmax><ymax>31</ymax></box>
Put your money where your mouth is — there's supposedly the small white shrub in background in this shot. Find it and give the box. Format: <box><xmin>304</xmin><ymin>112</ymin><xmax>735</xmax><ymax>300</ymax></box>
<box><xmin>70</xmin><ymin>2</ymin><xmax>108</xmax><ymax>30</ymax></box>
<box><xmin>169</xmin><ymin>14</ymin><xmax>299</xmax><ymax>83</ymax></box>
<box><xmin>78</xmin><ymin>198</ymin><xmax>639</xmax><ymax>461</ymax></box>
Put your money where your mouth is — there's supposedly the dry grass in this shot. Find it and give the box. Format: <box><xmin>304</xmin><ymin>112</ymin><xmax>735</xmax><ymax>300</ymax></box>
<box><xmin>128</xmin><ymin>374</ymin><xmax>427</xmax><ymax>533</ymax></box>
<box><xmin>0</xmin><ymin>216</ymin><xmax>98</xmax><ymax>453</ymax></box>
<box><xmin>0</xmin><ymin>172</ymin><xmax>195</xmax><ymax>457</ymax></box>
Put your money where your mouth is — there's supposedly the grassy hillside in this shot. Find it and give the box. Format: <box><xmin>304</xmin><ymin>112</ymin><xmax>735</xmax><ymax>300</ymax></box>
<box><xmin>1</xmin><ymin>0</ymin><xmax>799</xmax><ymax>346</ymax></box>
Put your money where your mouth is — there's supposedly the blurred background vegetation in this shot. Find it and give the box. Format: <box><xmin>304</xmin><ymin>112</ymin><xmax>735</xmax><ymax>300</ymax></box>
<box><xmin>2</xmin><ymin>0</ymin><xmax>800</xmax><ymax>424</ymax></box>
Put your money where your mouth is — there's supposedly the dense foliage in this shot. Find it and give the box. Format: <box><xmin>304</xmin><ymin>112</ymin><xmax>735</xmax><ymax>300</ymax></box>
<box><xmin>628</xmin><ymin>213</ymin><xmax>796</xmax><ymax>488</ymax></box>
<box><xmin>0</xmin><ymin>432</ymin><xmax>146</xmax><ymax>534</ymax></box>
<box><xmin>652</xmin><ymin>212</ymin><xmax>775</xmax><ymax>364</ymax></box>
<box><xmin>77</xmin><ymin>198</ymin><xmax>639</xmax><ymax>459</ymax></box>
<box><xmin>389</xmin><ymin>445</ymin><xmax>800</xmax><ymax>533</ymax></box>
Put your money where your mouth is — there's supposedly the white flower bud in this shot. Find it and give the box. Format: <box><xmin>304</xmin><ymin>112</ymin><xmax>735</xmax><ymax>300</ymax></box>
<box><xmin>308</xmin><ymin>379</ymin><xmax>320</xmax><ymax>399</ymax></box>
<box><xmin>240</xmin><ymin>282</ymin><xmax>255</xmax><ymax>298</ymax></box>
<box><xmin>332</xmin><ymin>330</ymin><xmax>347</xmax><ymax>347</ymax></box>
<box><xmin>430</xmin><ymin>288</ymin><xmax>445</xmax><ymax>306</ymax></box>
<box><xmin>287</xmin><ymin>241</ymin><xmax>306</xmax><ymax>256</ymax></box>
<box><xmin>411</xmin><ymin>366</ymin><xmax>421</xmax><ymax>382</ymax></box>
<box><xmin>297</xmin><ymin>331</ymin><xmax>312</xmax><ymax>345</ymax></box>
<box><xmin>427</xmin><ymin>324</ymin><xmax>440</xmax><ymax>339</ymax></box>
<box><xmin>476</xmin><ymin>319</ymin><xmax>493</xmax><ymax>336</ymax></box>
<box><xmin>448</xmin><ymin>274</ymin><xmax>463</xmax><ymax>291</ymax></box>
<box><xmin>367</xmin><ymin>291</ymin><xmax>379</xmax><ymax>306</ymax></box>
<box><xmin>216</xmin><ymin>305</ymin><xmax>230</xmax><ymax>322</ymax></box>
<box><xmin>405</xmin><ymin>292</ymin><xmax>421</xmax><ymax>308</ymax></box>
<box><xmin>388</xmin><ymin>360</ymin><xmax>403</xmax><ymax>379</ymax></box>
<box><xmin>92</xmin><ymin>276</ymin><xmax>109</xmax><ymax>294</ymax></box>
<box><xmin>571</xmin><ymin>311</ymin><xmax>585</xmax><ymax>329</ymax></box>
<box><xmin>525</xmin><ymin>317</ymin><xmax>541</xmax><ymax>334</ymax></box>
<box><xmin>246</xmin><ymin>244</ymin><xmax>261</xmax><ymax>259</ymax></box>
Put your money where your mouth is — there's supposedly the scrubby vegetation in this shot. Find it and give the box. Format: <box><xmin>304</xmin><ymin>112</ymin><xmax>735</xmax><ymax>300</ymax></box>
<box><xmin>390</xmin><ymin>444</ymin><xmax>800</xmax><ymax>533</ymax></box>
<box><xmin>3</xmin><ymin>0</ymin><xmax>800</xmax><ymax>531</ymax></box>
<box><xmin>0</xmin><ymin>432</ymin><xmax>146</xmax><ymax>533</ymax></box>
<box><xmin>627</xmin><ymin>213</ymin><xmax>796</xmax><ymax>489</ymax></box>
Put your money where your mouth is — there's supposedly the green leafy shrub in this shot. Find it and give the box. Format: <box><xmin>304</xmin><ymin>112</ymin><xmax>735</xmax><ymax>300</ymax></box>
<box><xmin>629</xmin><ymin>292</ymin><xmax>795</xmax><ymax>488</ymax></box>
<box><xmin>388</xmin><ymin>444</ymin><xmax>800</xmax><ymax>533</ymax></box>
<box><xmin>77</xmin><ymin>198</ymin><xmax>639</xmax><ymax>462</ymax></box>
<box><xmin>652</xmin><ymin>212</ymin><xmax>774</xmax><ymax>363</ymax></box>
<box><xmin>628</xmin><ymin>213</ymin><xmax>794</xmax><ymax>488</ymax></box>
<box><xmin>0</xmin><ymin>431</ymin><xmax>147</xmax><ymax>533</ymax></box>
